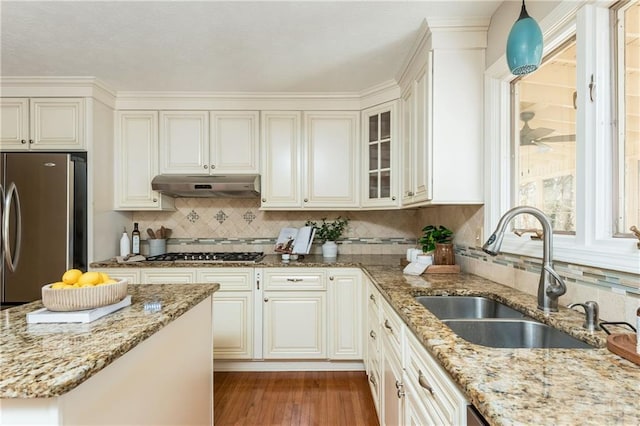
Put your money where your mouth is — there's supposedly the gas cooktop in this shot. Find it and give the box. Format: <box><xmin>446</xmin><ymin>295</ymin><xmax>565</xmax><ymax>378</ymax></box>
<box><xmin>146</xmin><ymin>252</ymin><xmax>265</xmax><ymax>263</ymax></box>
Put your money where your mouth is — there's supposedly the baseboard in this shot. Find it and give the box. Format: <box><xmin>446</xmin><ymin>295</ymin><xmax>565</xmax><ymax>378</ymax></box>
<box><xmin>214</xmin><ymin>360</ymin><xmax>365</xmax><ymax>372</ymax></box>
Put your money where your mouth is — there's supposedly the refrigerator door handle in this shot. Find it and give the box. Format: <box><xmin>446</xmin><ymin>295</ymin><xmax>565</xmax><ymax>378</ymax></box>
<box><xmin>3</xmin><ymin>182</ymin><xmax>22</xmax><ymax>272</ymax></box>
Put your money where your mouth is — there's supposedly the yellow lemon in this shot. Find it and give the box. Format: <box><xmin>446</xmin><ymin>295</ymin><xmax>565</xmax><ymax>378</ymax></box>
<box><xmin>50</xmin><ymin>282</ymin><xmax>66</xmax><ymax>289</ymax></box>
<box><xmin>62</xmin><ymin>269</ymin><xmax>83</xmax><ymax>284</ymax></box>
<box><xmin>97</xmin><ymin>279</ymin><xmax>118</xmax><ymax>286</ymax></box>
<box><xmin>77</xmin><ymin>271</ymin><xmax>102</xmax><ymax>286</ymax></box>
<box><xmin>99</xmin><ymin>272</ymin><xmax>111</xmax><ymax>282</ymax></box>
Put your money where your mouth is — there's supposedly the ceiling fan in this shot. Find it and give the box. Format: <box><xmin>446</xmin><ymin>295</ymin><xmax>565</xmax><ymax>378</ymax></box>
<box><xmin>519</xmin><ymin>111</ymin><xmax>575</xmax><ymax>147</ymax></box>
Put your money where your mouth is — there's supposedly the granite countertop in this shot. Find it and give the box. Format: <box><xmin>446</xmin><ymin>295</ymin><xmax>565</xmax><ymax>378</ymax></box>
<box><xmin>0</xmin><ymin>283</ymin><xmax>219</xmax><ymax>399</ymax></box>
<box><xmin>89</xmin><ymin>254</ymin><xmax>640</xmax><ymax>425</ymax></box>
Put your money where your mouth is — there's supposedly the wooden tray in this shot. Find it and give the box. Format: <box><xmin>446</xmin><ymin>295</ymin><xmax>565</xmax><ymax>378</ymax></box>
<box><xmin>424</xmin><ymin>265</ymin><xmax>461</xmax><ymax>274</ymax></box>
<box><xmin>607</xmin><ymin>333</ymin><xmax>640</xmax><ymax>366</ymax></box>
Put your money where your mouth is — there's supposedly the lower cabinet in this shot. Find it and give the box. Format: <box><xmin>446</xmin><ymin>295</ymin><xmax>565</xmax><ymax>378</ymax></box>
<box><xmin>327</xmin><ymin>268</ymin><xmax>363</xmax><ymax>359</ymax></box>
<box><xmin>262</xmin><ymin>268</ymin><xmax>327</xmax><ymax>359</ymax></box>
<box><xmin>382</xmin><ymin>336</ymin><xmax>405</xmax><ymax>426</ymax></box>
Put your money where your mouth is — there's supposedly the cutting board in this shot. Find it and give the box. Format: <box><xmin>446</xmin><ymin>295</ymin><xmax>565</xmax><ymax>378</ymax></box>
<box><xmin>606</xmin><ymin>333</ymin><xmax>640</xmax><ymax>366</ymax></box>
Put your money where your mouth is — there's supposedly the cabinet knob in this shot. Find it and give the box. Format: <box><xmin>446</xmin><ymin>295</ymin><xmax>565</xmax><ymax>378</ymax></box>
<box><xmin>395</xmin><ymin>380</ymin><xmax>405</xmax><ymax>399</ymax></box>
<box><xmin>264</xmin><ymin>297</ymin><xmax>269</xmax><ymax>302</ymax></box>
<box><xmin>369</xmin><ymin>375</ymin><xmax>377</xmax><ymax>389</ymax></box>
<box><xmin>29</xmin><ymin>139</ymin><xmax>34</xmax><ymax>144</ymax></box>
<box><xmin>211</xmin><ymin>164</ymin><xmax>216</xmax><ymax>169</ymax></box>
<box><xmin>20</xmin><ymin>139</ymin><xmax>26</xmax><ymax>144</ymax></box>
<box><xmin>152</xmin><ymin>198</ymin><xmax>158</xmax><ymax>203</ymax></box>
<box><xmin>392</xmin><ymin>196</ymin><xmax>396</xmax><ymax>201</ymax></box>
<box><xmin>407</xmin><ymin>191</ymin><xmax>414</xmax><ymax>196</ymax></box>
<box><xmin>204</xmin><ymin>165</ymin><xmax>208</xmax><ymax>169</ymax></box>
<box><xmin>262</xmin><ymin>198</ymin><xmax>266</xmax><ymax>203</ymax></box>
<box><xmin>329</xmin><ymin>276</ymin><xmax>334</xmax><ymax>281</ymax></box>
<box><xmin>369</xmin><ymin>330</ymin><xmax>376</xmax><ymax>340</ymax></box>
<box><xmin>303</xmin><ymin>198</ymin><xmax>308</xmax><ymax>203</ymax></box>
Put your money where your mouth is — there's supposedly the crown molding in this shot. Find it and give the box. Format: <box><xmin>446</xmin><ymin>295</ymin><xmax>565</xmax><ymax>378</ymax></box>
<box><xmin>0</xmin><ymin>76</ymin><xmax>117</xmax><ymax>107</ymax></box>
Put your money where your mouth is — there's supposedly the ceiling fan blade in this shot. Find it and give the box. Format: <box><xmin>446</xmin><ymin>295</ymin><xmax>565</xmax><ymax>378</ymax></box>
<box><xmin>538</xmin><ymin>134</ymin><xmax>576</xmax><ymax>143</ymax></box>
<box><xmin>526</xmin><ymin>127</ymin><xmax>554</xmax><ymax>140</ymax></box>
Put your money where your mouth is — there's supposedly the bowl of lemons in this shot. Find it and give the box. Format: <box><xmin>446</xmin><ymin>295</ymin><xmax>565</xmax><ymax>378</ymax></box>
<box><xmin>42</xmin><ymin>269</ymin><xmax>128</xmax><ymax>311</ymax></box>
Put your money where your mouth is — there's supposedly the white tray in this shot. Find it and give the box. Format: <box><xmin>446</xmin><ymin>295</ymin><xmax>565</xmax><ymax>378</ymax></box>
<box><xmin>27</xmin><ymin>295</ymin><xmax>132</xmax><ymax>324</ymax></box>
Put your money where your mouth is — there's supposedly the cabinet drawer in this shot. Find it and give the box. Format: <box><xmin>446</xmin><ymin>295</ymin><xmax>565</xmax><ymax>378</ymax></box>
<box><xmin>380</xmin><ymin>298</ymin><xmax>403</xmax><ymax>356</ymax></box>
<box><xmin>141</xmin><ymin>269</ymin><xmax>196</xmax><ymax>284</ymax></box>
<box><xmin>405</xmin><ymin>331</ymin><xmax>467</xmax><ymax>425</ymax></box>
<box><xmin>197</xmin><ymin>268</ymin><xmax>254</xmax><ymax>291</ymax></box>
<box><xmin>263</xmin><ymin>269</ymin><xmax>325</xmax><ymax>290</ymax></box>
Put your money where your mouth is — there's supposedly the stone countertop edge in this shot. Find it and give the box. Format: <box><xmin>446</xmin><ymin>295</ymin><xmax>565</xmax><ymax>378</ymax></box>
<box><xmin>89</xmin><ymin>255</ymin><xmax>640</xmax><ymax>425</ymax></box>
<box><xmin>0</xmin><ymin>283</ymin><xmax>219</xmax><ymax>399</ymax></box>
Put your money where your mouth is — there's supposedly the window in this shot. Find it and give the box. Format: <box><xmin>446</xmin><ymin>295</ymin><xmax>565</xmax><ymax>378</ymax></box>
<box><xmin>511</xmin><ymin>40</ymin><xmax>577</xmax><ymax>233</ymax></box>
<box><xmin>614</xmin><ymin>1</ymin><xmax>639</xmax><ymax>236</ymax></box>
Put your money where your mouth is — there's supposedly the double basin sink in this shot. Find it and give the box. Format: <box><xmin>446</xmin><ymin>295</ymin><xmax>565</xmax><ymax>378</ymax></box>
<box><xmin>415</xmin><ymin>296</ymin><xmax>594</xmax><ymax>349</ymax></box>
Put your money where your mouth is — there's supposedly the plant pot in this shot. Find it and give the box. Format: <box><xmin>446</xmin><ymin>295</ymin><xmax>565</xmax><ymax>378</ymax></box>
<box><xmin>434</xmin><ymin>243</ymin><xmax>455</xmax><ymax>265</ymax></box>
<box><xmin>322</xmin><ymin>241</ymin><xmax>338</xmax><ymax>258</ymax></box>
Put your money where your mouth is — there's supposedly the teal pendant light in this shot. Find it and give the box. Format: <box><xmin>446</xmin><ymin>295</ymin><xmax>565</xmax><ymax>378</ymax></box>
<box><xmin>506</xmin><ymin>0</ymin><xmax>543</xmax><ymax>75</ymax></box>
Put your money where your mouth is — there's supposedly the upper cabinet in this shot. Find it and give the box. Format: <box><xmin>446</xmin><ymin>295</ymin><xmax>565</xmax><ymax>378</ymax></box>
<box><xmin>303</xmin><ymin>111</ymin><xmax>360</xmax><ymax>209</ymax></box>
<box><xmin>159</xmin><ymin>111</ymin><xmax>259</xmax><ymax>175</ymax></box>
<box><xmin>399</xmin><ymin>26</ymin><xmax>485</xmax><ymax>206</ymax></box>
<box><xmin>362</xmin><ymin>101</ymin><xmax>399</xmax><ymax>208</ymax></box>
<box><xmin>261</xmin><ymin>111</ymin><xmax>360</xmax><ymax>210</ymax></box>
<box><xmin>114</xmin><ymin>111</ymin><xmax>174</xmax><ymax>211</ymax></box>
<box><xmin>0</xmin><ymin>98</ymin><xmax>85</xmax><ymax>151</ymax></box>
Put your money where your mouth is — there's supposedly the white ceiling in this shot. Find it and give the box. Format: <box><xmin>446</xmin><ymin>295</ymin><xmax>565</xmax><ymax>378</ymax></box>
<box><xmin>0</xmin><ymin>1</ymin><xmax>502</xmax><ymax>93</ymax></box>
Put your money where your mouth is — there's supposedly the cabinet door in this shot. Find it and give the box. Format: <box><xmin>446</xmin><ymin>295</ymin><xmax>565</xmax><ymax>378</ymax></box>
<box><xmin>210</xmin><ymin>111</ymin><xmax>259</xmax><ymax>173</ymax></box>
<box><xmin>263</xmin><ymin>291</ymin><xmax>326</xmax><ymax>359</ymax></box>
<box><xmin>362</xmin><ymin>102</ymin><xmax>398</xmax><ymax>208</ymax></box>
<box><xmin>260</xmin><ymin>111</ymin><xmax>302</xmax><ymax>208</ymax></box>
<box><xmin>412</xmin><ymin>63</ymin><xmax>431</xmax><ymax>203</ymax></box>
<box><xmin>30</xmin><ymin>98</ymin><xmax>85</xmax><ymax>150</ymax></box>
<box><xmin>401</xmin><ymin>86</ymin><xmax>415</xmax><ymax>205</ymax></box>
<box><xmin>91</xmin><ymin>269</ymin><xmax>140</xmax><ymax>284</ymax></box>
<box><xmin>114</xmin><ymin>111</ymin><xmax>174</xmax><ymax>211</ymax></box>
<box><xmin>327</xmin><ymin>269</ymin><xmax>362</xmax><ymax>359</ymax></box>
<box><xmin>304</xmin><ymin>111</ymin><xmax>359</xmax><ymax>208</ymax></box>
<box><xmin>0</xmin><ymin>98</ymin><xmax>29</xmax><ymax>149</ymax></box>
<box><xmin>141</xmin><ymin>269</ymin><xmax>196</xmax><ymax>284</ymax></box>
<box><xmin>382</xmin><ymin>341</ymin><xmax>405</xmax><ymax>426</ymax></box>
<box><xmin>159</xmin><ymin>111</ymin><xmax>209</xmax><ymax>174</ymax></box>
<box><xmin>198</xmin><ymin>269</ymin><xmax>255</xmax><ymax>359</ymax></box>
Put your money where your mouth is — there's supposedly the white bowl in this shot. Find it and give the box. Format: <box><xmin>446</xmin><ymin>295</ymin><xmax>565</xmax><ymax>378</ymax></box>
<box><xmin>41</xmin><ymin>279</ymin><xmax>128</xmax><ymax>312</ymax></box>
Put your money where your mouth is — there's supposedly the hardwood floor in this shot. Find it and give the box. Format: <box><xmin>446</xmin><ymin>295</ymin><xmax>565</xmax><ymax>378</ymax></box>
<box><xmin>214</xmin><ymin>371</ymin><xmax>379</xmax><ymax>426</ymax></box>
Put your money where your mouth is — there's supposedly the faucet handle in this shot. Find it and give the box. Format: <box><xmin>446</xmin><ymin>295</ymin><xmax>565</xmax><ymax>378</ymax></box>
<box><xmin>513</xmin><ymin>228</ymin><xmax>544</xmax><ymax>240</ymax></box>
<box><xmin>568</xmin><ymin>301</ymin><xmax>601</xmax><ymax>332</ymax></box>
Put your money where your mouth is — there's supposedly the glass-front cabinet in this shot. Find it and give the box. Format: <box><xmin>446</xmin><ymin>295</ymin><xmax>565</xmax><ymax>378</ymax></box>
<box><xmin>362</xmin><ymin>101</ymin><xmax>399</xmax><ymax>208</ymax></box>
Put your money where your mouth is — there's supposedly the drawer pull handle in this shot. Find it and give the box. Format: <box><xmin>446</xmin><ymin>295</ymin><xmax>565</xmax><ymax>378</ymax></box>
<box><xmin>369</xmin><ymin>330</ymin><xmax>376</xmax><ymax>340</ymax></box>
<box><xmin>286</xmin><ymin>278</ymin><xmax>303</xmax><ymax>282</ymax></box>
<box><xmin>384</xmin><ymin>319</ymin><xmax>394</xmax><ymax>334</ymax></box>
<box><xmin>418</xmin><ymin>370</ymin><xmax>434</xmax><ymax>395</ymax></box>
<box><xmin>369</xmin><ymin>294</ymin><xmax>376</xmax><ymax>302</ymax></box>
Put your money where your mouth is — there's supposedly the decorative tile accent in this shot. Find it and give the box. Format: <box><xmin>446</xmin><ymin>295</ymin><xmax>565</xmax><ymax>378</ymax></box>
<box><xmin>243</xmin><ymin>210</ymin><xmax>256</xmax><ymax>224</ymax></box>
<box><xmin>186</xmin><ymin>210</ymin><xmax>200</xmax><ymax>223</ymax></box>
<box><xmin>215</xmin><ymin>210</ymin><xmax>228</xmax><ymax>224</ymax></box>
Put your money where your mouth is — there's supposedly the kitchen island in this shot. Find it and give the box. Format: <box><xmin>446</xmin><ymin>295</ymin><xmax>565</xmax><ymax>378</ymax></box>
<box><xmin>0</xmin><ymin>283</ymin><xmax>219</xmax><ymax>425</ymax></box>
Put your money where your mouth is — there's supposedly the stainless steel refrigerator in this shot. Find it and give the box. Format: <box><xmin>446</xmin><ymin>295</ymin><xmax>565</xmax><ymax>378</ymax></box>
<box><xmin>0</xmin><ymin>152</ymin><xmax>87</xmax><ymax>307</ymax></box>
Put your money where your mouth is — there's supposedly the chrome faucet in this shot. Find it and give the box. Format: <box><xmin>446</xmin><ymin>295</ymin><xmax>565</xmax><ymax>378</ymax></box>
<box><xmin>482</xmin><ymin>206</ymin><xmax>567</xmax><ymax>313</ymax></box>
<box><xmin>568</xmin><ymin>301</ymin><xmax>601</xmax><ymax>331</ymax></box>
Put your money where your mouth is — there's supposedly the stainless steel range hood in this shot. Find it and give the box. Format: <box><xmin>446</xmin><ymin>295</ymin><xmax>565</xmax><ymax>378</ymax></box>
<box><xmin>151</xmin><ymin>175</ymin><xmax>260</xmax><ymax>198</ymax></box>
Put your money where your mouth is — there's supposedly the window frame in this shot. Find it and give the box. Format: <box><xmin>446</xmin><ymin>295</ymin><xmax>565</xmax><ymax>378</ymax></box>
<box><xmin>484</xmin><ymin>1</ymin><xmax>640</xmax><ymax>274</ymax></box>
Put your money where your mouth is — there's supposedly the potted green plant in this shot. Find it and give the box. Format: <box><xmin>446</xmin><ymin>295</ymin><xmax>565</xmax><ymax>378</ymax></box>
<box><xmin>305</xmin><ymin>216</ymin><xmax>349</xmax><ymax>258</ymax></box>
<box><xmin>418</xmin><ymin>225</ymin><xmax>455</xmax><ymax>265</ymax></box>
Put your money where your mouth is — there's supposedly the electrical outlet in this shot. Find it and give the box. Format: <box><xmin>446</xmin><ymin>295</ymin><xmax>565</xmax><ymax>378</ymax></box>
<box><xmin>475</xmin><ymin>227</ymin><xmax>484</xmax><ymax>247</ymax></box>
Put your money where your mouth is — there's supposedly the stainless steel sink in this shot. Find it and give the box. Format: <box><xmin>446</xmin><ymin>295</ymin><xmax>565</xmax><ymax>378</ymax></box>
<box><xmin>415</xmin><ymin>296</ymin><xmax>528</xmax><ymax>320</ymax></box>
<box><xmin>442</xmin><ymin>319</ymin><xmax>595</xmax><ymax>349</ymax></box>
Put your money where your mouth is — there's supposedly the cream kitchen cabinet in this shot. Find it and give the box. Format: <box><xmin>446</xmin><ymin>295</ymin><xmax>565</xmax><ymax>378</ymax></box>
<box><xmin>361</xmin><ymin>101</ymin><xmax>399</xmax><ymax>208</ymax></box>
<box><xmin>92</xmin><ymin>268</ymin><xmax>141</xmax><ymax>284</ymax></box>
<box><xmin>0</xmin><ymin>98</ymin><xmax>85</xmax><ymax>151</ymax></box>
<box><xmin>197</xmin><ymin>268</ymin><xmax>255</xmax><ymax>360</ymax></box>
<box><xmin>114</xmin><ymin>111</ymin><xmax>175</xmax><ymax>211</ymax></box>
<box><xmin>401</xmin><ymin>63</ymin><xmax>431</xmax><ymax>206</ymax></box>
<box><xmin>381</xmin><ymin>296</ymin><xmax>406</xmax><ymax>426</ymax></box>
<box><xmin>304</xmin><ymin>111</ymin><xmax>360</xmax><ymax>209</ymax></box>
<box><xmin>159</xmin><ymin>111</ymin><xmax>259</xmax><ymax>175</ymax></box>
<box><xmin>327</xmin><ymin>269</ymin><xmax>363</xmax><ymax>359</ymax></box>
<box><xmin>261</xmin><ymin>111</ymin><xmax>360</xmax><ymax>209</ymax></box>
<box><xmin>262</xmin><ymin>269</ymin><xmax>326</xmax><ymax>359</ymax></box>
<box><xmin>366</xmin><ymin>277</ymin><xmax>383</xmax><ymax>419</ymax></box>
<box><xmin>260</xmin><ymin>111</ymin><xmax>302</xmax><ymax>208</ymax></box>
